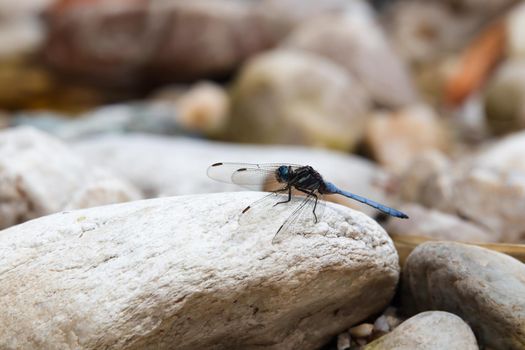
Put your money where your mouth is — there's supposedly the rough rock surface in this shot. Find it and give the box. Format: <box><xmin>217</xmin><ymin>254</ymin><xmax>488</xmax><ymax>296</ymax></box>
<box><xmin>402</xmin><ymin>242</ymin><xmax>525</xmax><ymax>350</ymax></box>
<box><xmin>228</xmin><ymin>49</ymin><xmax>370</xmax><ymax>150</ymax></box>
<box><xmin>0</xmin><ymin>127</ymin><xmax>141</xmax><ymax>229</ymax></box>
<box><xmin>284</xmin><ymin>11</ymin><xmax>418</xmax><ymax>108</ymax></box>
<box><xmin>0</xmin><ymin>191</ymin><xmax>400</xmax><ymax>350</ymax></box>
<box><xmin>364</xmin><ymin>311</ymin><xmax>478</xmax><ymax>350</ymax></box>
<box><xmin>384</xmin><ymin>203</ymin><xmax>495</xmax><ymax>242</ymax></box>
<box><xmin>73</xmin><ymin>134</ymin><xmax>395</xmax><ymax>217</ymax></box>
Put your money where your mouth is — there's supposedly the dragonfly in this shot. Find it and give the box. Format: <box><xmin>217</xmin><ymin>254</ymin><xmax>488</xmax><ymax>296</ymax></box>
<box><xmin>207</xmin><ymin>162</ymin><xmax>408</xmax><ymax>243</ymax></box>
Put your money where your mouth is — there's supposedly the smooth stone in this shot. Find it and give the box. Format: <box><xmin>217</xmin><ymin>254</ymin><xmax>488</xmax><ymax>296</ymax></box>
<box><xmin>474</xmin><ymin>129</ymin><xmax>525</xmax><ymax>174</ymax></box>
<box><xmin>284</xmin><ymin>10</ymin><xmax>418</xmax><ymax>108</ymax></box>
<box><xmin>384</xmin><ymin>203</ymin><xmax>496</xmax><ymax>243</ymax></box>
<box><xmin>507</xmin><ymin>2</ymin><xmax>525</xmax><ymax>59</ymax></box>
<box><xmin>228</xmin><ymin>49</ymin><xmax>370</xmax><ymax>151</ymax></box>
<box><xmin>349</xmin><ymin>323</ymin><xmax>374</xmax><ymax>338</ymax></box>
<box><xmin>402</xmin><ymin>242</ymin><xmax>525</xmax><ymax>349</ymax></box>
<box><xmin>364</xmin><ymin>105</ymin><xmax>448</xmax><ymax>173</ymax></box>
<box><xmin>0</xmin><ymin>127</ymin><xmax>141</xmax><ymax>229</ymax></box>
<box><xmin>484</xmin><ymin>59</ymin><xmax>525</xmax><ymax>135</ymax></box>
<box><xmin>151</xmin><ymin>81</ymin><xmax>229</xmax><ymax>135</ymax></box>
<box><xmin>364</xmin><ymin>311</ymin><xmax>478</xmax><ymax>350</ymax></box>
<box><xmin>399</xmin><ymin>151</ymin><xmax>525</xmax><ymax>242</ymax></box>
<box><xmin>0</xmin><ymin>191</ymin><xmax>400</xmax><ymax>349</ymax></box>
<box><xmin>382</xmin><ymin>1</ymin><xmax>481</xmax><ymax>63</ymax></box>
<box><xmin>44</xmin><ymin>0</ymin><xmax>278</xmax><ymax>84</ymax></box>
<box><xmin>73</xmin><ymin>134</ymin><xmax>395</xmax><ymax>217</ymax></box>
<box><xmin>337</xmin><ymin>332</ymin><xmax>351</xmax><ymax>350</ymax></box>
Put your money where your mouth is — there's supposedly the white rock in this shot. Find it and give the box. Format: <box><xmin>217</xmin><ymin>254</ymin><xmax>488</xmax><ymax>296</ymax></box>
<box><xmin>373</xmin><ymin>315</ymin><xmax>390</xmax><ymax>333</ymax></box>
<box><xmin>337</xmin><ymin>332</ymin><xmax>351</xmax><ymax>350</ymax></box>
<box><xmin>474</xmin><ymin>130</ymin><xmax>525</xmax><ymax>174</ymax></box>
<box><xmin>0</xmin><ymin>191</ymin><xmax>400</xmax><ymax>350</ymax></box>
<box><xmin>400</xmin><ymin>152</ymin><xmax>525</xmax><ymax>242</ymax></box>
<box><xmin>73</xmin><ymin>134</ymin><xmax>395</xmax><ymax>217</ymax></box>
<box><xmin>284</xmin><ymin>11</ymin><xmax>418</xmax><ymax>108</ymax></box>
<box><xmin>364</xmin><ymin>311</ymin><xmax>478</xmax><ymax>350</ymax></box>
<box><xmin>0</xmin><ymin>127</ymin><xmax>141</xmax><ymax>229</ymax></box>
<box><xmin>384</xmin><ymin>203</ymin><xmax>496</xmax><ymax>243</ymax></box>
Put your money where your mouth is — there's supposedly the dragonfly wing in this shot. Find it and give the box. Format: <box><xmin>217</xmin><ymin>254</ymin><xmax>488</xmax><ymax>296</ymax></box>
<box><xmin>272</xmin><ymin>192</ymin><xmax>326</xmax><ymax>244</ymax></box>
<box><xmin>238</xmin><ymin>191</ymin><xmax>289</xmax><ymax>226</ymax></box>
<box><xmin>207</xmin><ymin>162</ymin><xmax>303</xmax><ymax>191</ymax></box>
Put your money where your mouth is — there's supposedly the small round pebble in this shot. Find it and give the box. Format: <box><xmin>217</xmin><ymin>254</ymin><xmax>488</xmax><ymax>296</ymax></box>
<box><xmin>349</xmin><ymin>323</ymin><xmax>375</xmax><ymax>338</ymax></box>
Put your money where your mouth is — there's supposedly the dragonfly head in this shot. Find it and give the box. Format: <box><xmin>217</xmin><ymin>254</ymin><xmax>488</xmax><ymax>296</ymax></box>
<box><xmin>276</xmin><ymin>165</ymin><xmax>291</xmax><ymax>182</ymax></box>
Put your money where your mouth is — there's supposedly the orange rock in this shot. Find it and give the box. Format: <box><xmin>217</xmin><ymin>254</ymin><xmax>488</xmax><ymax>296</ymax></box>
<box><xmin>443</xmin><ymin>20</ymin><xmax>506</xmax><ymax>106</ymax></box>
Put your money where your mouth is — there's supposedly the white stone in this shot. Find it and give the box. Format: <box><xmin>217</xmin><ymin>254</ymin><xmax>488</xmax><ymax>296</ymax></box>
<box><xmin>364</xmin><ymin>311</ymin><xmax>478</xmax><ymax>350</ymax></box>
<box><xmin>474</xmin><ymin>130</ymin><xmax>525</xmax><ymax>174</ymax></box>
<box><xmin>384</xmin><ymin>203</ymin><xmax>496</xmax><ymax>243</ymax></box>
<box><xmin>284</xmin><ymin>11</ymin><xmax>418</xmax><ymax>108</ymax></box>
<box><xmin>73</xmin><ymin>134</ymin><xmax>395</xmax><ymax>217</ymax></box>
<box><xmin>0</xmin><ymin>191</ymin><xmax>399</xmax><ymax>349</ymax></box>
<box><xmin>0</xmin><ymin>127</ymin><xmax>141</xmax><ymax>229</ymax></box>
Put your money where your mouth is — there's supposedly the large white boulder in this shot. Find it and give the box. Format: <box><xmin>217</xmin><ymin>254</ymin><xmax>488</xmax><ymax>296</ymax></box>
<box><xmin>0</xmin><ymin>191</ymin><xmax>399</xmax><ymax>349</ymax></box>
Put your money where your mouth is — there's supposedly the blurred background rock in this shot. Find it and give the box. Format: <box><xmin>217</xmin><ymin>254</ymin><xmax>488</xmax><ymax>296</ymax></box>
<box><xmin>2</xmin><ymin>0</ymin><xmax>525</xmax><ymax>240</ymax></box>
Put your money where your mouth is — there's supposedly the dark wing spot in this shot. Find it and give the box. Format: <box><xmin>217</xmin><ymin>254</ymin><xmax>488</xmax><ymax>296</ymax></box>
<box><xmin>237</xmin><ymin>168</ymin><xmax>248</xmax><ymax>172</ymax></box>
<box><xmin>211</xmin><ymin>162</ymin><xmax>223</xmax><ymax>167</ymax></box>
<box><xmin>242</xmin><ymin>206</ymin><xmax>251</xmax><ymax>214</ymax></box>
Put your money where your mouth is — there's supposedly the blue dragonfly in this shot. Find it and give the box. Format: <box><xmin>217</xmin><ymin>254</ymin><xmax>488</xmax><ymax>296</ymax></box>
<box><xmin>207</xmin><ymin>162</ymin><xmax>408</xmax><ymax>242</ymax></box>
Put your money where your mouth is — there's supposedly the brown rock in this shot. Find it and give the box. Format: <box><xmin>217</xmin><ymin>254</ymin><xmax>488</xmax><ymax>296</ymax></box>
<box><xmin>44</xmin><ymin>0</ymin><xmax>277</xmax><ymax>85</ymax></box>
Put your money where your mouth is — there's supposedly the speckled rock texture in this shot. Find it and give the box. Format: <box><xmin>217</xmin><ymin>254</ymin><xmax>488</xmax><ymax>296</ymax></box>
<box><xmin>0</xmin><ymin>127</ymin><xmax>141</xmax><ymax>229</ymax></box>
<box><xmin>73</xmin><ymin>134</ymin><xmax>395</xmax><ymax>217</ymax></box>
<box><xmin>402</xmin><ymin>242</ymin><xmax>525</xmax><ymax>350</ymax></box>
<box><xmin>0</xmin><ymin>192</ymin><xmax>399</xmax><ymax>350</ymax></box>
<box><xmin>364</xmin><ymin>311</ymin><xmax>478</xmax><ymax>350</ymax></box>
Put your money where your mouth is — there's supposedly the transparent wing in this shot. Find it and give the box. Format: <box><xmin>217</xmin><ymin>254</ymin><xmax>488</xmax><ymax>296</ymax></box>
<box><xmin>237</xmin><ymin>189</ymin><xmax>325</xmax><ymax>244</ymax></box>
<box><xmin>238</xmin><ymin>191</ymin><xmax>290</xmax><ymax>226</ymax></box>
<box><xmin>207</xmin><ymin>162</ymin><xmax>302</xmax><ymax>191</ymax></box>
<box><xmin>272</xmin><ymin>192</ymin><xmax>325</xmax><ymax>244</ymax></box>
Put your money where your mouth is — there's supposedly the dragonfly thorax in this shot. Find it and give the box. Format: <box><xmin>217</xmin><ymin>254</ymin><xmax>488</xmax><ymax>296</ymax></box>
<box><xmin>276</xmin><ymin>165</ymin><xmax>292</xmax><ymax>183</ymax></box>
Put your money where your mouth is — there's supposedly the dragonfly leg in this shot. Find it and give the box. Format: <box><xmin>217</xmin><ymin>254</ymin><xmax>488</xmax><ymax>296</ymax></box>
<box><xmin>297</xmin><ymin>189</ymin><xmax>319</xmax><ymax>223</ymax></box>
<box><xmin>273</xmin><ymin>186</ymin><xmax>292</xmax><ymax>206</ymax></box>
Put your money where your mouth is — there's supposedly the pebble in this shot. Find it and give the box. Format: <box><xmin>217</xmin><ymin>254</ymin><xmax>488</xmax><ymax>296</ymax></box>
<box><xmin>364</xmin><ymin>311</ymin><xmax>478</xmax><ymax>350</ymax></box>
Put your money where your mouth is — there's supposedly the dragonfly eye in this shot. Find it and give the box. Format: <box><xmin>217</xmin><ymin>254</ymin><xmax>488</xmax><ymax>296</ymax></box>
<box><xmin>277</xmin><ymin>165</ymin><xmax>290</xmax><ymax>181</ymax></box>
